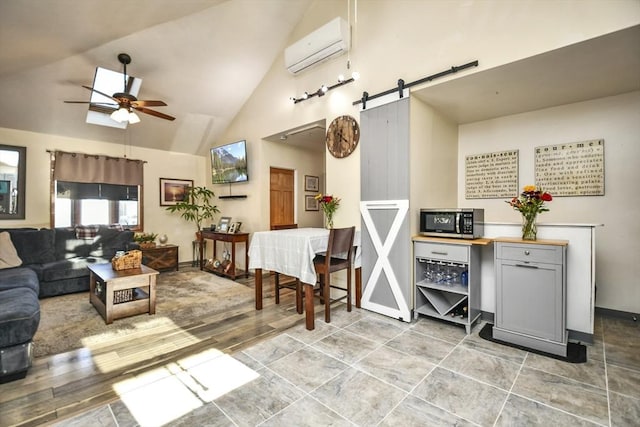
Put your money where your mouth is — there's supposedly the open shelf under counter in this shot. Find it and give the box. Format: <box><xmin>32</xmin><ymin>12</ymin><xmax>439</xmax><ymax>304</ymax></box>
<box><xmin>413</xmin><ymin>236</ymin><xmax>484</xmax><ymax>334</ymax></box>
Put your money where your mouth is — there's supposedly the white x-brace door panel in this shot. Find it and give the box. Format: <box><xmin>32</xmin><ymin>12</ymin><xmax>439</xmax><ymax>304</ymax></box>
<box><xmin>360</xmin><ymin>199</ymin><xmax>411</xmax><ymax>321</ymax></box>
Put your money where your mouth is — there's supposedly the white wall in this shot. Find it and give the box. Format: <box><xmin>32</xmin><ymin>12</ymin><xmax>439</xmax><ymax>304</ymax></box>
<box><xmin>410</xmin><ymin>97</ymin><xmax>458</xmax><ymax>234</ymax></box>
<box><xmin>217</xmin><ymin>0</ymin><xmax>639</xmax><ymax>229</ymax></box>
<box><xmin>457</xmin><ymin>92</ymin><xmax>640</xmax><ymax>313</ymax></box>
<box><xmin>0</xmin><ymin>127</ymin><xmax>207</xmax><ymax>263</ymax></box>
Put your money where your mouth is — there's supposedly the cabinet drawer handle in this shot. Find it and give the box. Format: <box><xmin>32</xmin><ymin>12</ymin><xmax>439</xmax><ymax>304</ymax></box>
<box><xmin>431</xmin><ymin>251</ymin><xmax>448</xmax><ymax>256</ymax></box>
<box><xmin>524</xmin><ymin>250</ymin><xmax>530</xmax><ymax>256</ymax></box>
<box><xmin>515</xmin><ymin>264</ymin><xmax>538</xmax><ymax>269</ymax></box>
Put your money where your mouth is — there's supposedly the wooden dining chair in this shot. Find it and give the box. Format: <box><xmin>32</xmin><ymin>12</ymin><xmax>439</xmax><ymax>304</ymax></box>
<box><xmin>271</xmin><ymin>224</ymin><xmax>303</xmax><ymax>314</ymax></box>
<box><xmin>313</xmin><ymin>226</ymin><xmax>356</xmax><ymax>323</ymax></box>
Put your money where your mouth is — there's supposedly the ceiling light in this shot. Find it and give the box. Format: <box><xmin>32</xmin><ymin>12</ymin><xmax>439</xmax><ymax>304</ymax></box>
<box><xmin>128</xmin><ymin>111</ymin><xmax>140</xmax><ymax>124</ymax></box>
<box><xmin>291</xmin><ymin>73</ymin><xmax>360</xmax><ymax>104</ymax></box>
<box><xmin>110</xmin><ymin>107</ymin><xmax>130</xmax><ymax>123</ymax></box>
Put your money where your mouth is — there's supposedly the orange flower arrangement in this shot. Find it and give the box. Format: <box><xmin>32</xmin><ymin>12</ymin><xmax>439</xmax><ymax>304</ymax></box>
<box><xmin>506</xmin><ymin>185</ymin><xmax>552</xmax><ymax>240</ymax></box>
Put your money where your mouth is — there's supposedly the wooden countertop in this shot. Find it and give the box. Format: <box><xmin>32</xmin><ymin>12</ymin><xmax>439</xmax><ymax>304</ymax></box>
<box><xmin>412</xmin><ymin>235</ymin><xmax>569</xmax><ymax>246</ymax></box>
<box><xmin>412</xmin><ymin>236</ymin><xmax>493</xmax><ymax>246</ymax></box>
<box><xmin>492</xmin><ymin>236</ymin><xmax>569</xmax><ymax>246</ymax></box>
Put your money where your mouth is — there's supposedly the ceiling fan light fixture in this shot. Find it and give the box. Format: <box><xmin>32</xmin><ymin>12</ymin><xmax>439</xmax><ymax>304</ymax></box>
<box><xmin>128</xmin><ymin>111</ymin><xmax>140</xmax><ymax>124</ymax></box>
<box><xmin>110</xmin><ymin>107</ymin><xmax>130</xmax><ymax>123</ymax></box>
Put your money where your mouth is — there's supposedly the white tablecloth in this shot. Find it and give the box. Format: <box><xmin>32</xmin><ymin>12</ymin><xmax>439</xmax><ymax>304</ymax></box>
<box><xmin>248</xmin><ymin>228</ymin><xmax>361</xmax><ymax>285</ymax></box>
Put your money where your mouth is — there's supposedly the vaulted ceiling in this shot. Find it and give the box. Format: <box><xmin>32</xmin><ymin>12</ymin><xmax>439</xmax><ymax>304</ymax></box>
<box><xmin>0</xmin><ymin>0</ymin><xmax>312</xmax><ymax>156</ymax></box>
<box><xmin>1</xmin><ymin>1</ymin><xmax>638</xmax><ymax>158</ymax></box>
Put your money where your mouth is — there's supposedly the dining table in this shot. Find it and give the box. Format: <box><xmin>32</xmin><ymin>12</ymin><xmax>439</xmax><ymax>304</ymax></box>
<box><xmin>248</xmin><ymin>227</ymin><xmax>362</xmax><ymax>330</ymax></box>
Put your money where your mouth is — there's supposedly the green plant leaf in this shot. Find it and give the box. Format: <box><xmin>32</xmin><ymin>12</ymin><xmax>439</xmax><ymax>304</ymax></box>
<box><xmin>165</xmin><ymin>186</ymin><xmax>220</xmax><ymax>232</ymax></box>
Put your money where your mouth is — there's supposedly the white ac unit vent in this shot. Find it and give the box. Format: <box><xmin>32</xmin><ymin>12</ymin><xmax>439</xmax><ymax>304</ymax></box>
<box><xmin>285</xmin><ymin>17</ymin><xmax>350</xmax><ymax>75</ymax></box>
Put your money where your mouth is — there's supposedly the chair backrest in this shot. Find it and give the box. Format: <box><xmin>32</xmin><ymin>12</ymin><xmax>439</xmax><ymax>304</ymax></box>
<box><xmin>271</xmin><ymin>224</ymin><xmax>298</xmax><ymax>230</ymax></box>
<box><xmin>324</xmin><ymin>226</ymin><xmax>356</xmax><ymax>265</ymax></box>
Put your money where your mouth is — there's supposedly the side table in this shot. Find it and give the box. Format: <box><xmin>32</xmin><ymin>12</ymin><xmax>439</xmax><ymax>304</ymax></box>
<box><xmin>140</xmin><ymin>244</ymin><xmax>179</xmax><ymax>272</ymax></box>
<box><xmin>199</xmin><ymin>231</ymin><xmax>249</xmax><ymax>280</ymax></box>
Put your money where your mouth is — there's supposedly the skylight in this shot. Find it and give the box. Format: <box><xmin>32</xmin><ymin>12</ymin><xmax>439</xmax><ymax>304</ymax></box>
<box><xmin>86</xmin><ymin>66</ymin><xmax>142</xmax><ymax>129</ymax></box>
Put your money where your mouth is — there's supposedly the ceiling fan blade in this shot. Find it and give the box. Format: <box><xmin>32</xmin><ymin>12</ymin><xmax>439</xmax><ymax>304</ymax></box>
<box><xmin>135</xmin><ymin>106</ymin><xmax>176</xmax><ymax>121</ymax></box>
<box><xmin>65</xmin><ymin>101</ymin><xmax>119</xmax><ymax>108</ymax></box>
<box><xmin>131</xmin><ymin>100</ymin><xmax>167</xmax><ymax>107</ymax></box>
<box><xmin>89</xmin><ymin>104</ymin><xmax>118</xmax><ymax>114</ymax></box>
<box><xmin>81</xmin><ymin>85</ymin><xmax>119</xmax><ymax>102</ymax></box>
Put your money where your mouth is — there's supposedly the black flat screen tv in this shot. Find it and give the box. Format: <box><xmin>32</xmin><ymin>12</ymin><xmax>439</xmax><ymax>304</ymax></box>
<box><xmin>211</xmin><ymin>140</ymin><xmax>248</xmax><ymax>184</ymax></box>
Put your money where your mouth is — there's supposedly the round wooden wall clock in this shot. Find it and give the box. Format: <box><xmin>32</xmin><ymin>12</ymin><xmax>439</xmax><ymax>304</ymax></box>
<box><xmin>326</xmin><ymin>115</ymin><xmax>360</xmax><ymax>158</ymax></box>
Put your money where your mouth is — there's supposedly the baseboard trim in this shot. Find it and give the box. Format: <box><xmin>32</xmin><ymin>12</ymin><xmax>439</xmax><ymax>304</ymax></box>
<box><xmin>595</xmin><ymin>307</ymin><xmax>639</xmax><ymax>322</ymax></box>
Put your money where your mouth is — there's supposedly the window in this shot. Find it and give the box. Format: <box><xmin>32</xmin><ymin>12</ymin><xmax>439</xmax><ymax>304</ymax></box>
<box><xmin>54</xmin><ymin>181</ymin><xmax>140</xmax><ymax>229</ymax></box>
<box><xmin>50</xmin><ymin>150</ymin><xmax>145</xmax><ymax>229</ymax></box>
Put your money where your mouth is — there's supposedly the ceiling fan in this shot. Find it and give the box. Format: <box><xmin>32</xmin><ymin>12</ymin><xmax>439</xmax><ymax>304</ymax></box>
<box><xmin>64</xmin><ymin>53</ymin><xmax>175</xmax><ymax>123</ymax></box>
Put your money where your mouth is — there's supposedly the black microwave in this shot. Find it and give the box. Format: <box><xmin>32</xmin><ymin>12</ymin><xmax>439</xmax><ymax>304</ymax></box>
<box><xmin>419</xmin><ymin>208</ymin><xmax>484</xmax><ymax>239</ymax></box>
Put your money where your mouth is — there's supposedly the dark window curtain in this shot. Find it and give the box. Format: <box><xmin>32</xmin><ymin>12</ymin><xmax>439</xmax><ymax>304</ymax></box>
<box><xmin>57</xmin><ymin>182</ymin><xmax>138</xmax><ymax>201</ymax></box>
<box><xmin>52</xmin><ymin>151</ymin><xmax>144</xmax><ymax>185</ymax></box>
<box><xmin>101</xmin><ymin>184</ymin><xmax>138</xmax><ymax>201</ymax></box>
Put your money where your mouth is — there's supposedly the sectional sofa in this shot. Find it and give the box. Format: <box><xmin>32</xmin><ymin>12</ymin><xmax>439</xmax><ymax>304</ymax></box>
<box><xmin>0</xmin><ymin>226</ymin><xmax>136</xmax><ymax>382</ymax></box>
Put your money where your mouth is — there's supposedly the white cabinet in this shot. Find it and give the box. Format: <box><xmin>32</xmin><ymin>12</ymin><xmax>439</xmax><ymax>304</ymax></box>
<box><xmin>493</xmin><ymin>237</ymin><xmax>568</xmax><ymax>356</ymax></box>
<box><xmin>413</xmin><ymin>237</ymin><xmax>489</xmax><ymax>334</ymax></box>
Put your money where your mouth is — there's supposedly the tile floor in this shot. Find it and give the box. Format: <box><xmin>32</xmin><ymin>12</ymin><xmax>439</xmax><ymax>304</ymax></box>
<box><xmin>55</xmin><ymin>309</ymin><xmax>639</xmax><ymax>426</ymax></box>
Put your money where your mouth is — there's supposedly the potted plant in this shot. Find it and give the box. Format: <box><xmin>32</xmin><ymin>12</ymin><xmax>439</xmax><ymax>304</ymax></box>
<box><xmin>165</xmin><ymin>186</ymin><xmax>220</xmax><ymax>236</ymax></box>
<box><xmin>134</xmin><ymin>232</ymin><xmax>158</xmax><ymax>249</ymax></box>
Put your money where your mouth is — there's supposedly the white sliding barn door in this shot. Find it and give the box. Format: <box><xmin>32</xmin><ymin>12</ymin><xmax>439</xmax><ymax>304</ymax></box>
<box><xmin>359</xmin><ymin>97</ymin><xmax>412</xmax><ymax>322</ymax></box>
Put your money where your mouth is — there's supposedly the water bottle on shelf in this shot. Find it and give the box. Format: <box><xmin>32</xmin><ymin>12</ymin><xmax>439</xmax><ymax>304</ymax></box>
<box><xmin>460</xmin><ymin>270</ymin><xmax>468</xmax><ymax>287</ymax></box>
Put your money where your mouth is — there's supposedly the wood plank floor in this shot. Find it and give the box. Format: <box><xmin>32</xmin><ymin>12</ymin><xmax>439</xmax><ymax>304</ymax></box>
<box><xmin>0</xmin><ymin>272</ymin><xmax>306</xmax><ymax>427</ymax></box>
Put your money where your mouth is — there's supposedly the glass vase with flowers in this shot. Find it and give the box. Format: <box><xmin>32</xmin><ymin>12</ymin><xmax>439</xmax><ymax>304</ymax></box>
<box><xmin>506</xmin><ymin>185</ymin><xmax>553</xmax><ymax>240</ymax></box>
<box><xmin>315</xmin><ymin>193</ymin><xmax>340</xmax><ymax>229</ymax></box>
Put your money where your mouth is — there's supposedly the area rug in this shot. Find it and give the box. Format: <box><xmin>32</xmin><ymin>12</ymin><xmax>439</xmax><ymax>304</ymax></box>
<box><xmin>479</xmin><ymin>323</ymin><xmax>587</xmax><ymax>363</ymax></box>
<box><xmin>33</xmin><ymin>269</ymin><xmax>258</xmax><ymax>358</ymax></box>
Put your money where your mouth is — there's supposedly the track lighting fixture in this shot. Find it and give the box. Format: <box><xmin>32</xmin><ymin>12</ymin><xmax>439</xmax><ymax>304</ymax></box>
<box><xmin>290</xmin><ymin>72</ymin><xmax>360</xmax><ymax>104</ymax></box>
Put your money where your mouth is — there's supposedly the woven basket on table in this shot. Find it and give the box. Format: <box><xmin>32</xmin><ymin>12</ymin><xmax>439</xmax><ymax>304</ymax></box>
<box><xmin>111</xmin><ymin>250</ymin><xmax>142</xmax><ymax>270</ymax></box>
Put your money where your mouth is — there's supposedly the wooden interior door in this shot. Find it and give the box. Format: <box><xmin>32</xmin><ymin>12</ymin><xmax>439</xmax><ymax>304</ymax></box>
<box><xmin>270</xmin><ymin>167</ymin><xmax>295</xmax><ymax>228</ymax></box>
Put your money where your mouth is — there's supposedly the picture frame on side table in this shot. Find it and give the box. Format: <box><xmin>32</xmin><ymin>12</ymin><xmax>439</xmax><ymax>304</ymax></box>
<box><xmin>218</xmin><ymin>217</ymin><xmax>232</xmax><ymax>233</ymax></box>
<box><xmin>305</xmin><ymin>195</ymin><xmax>319</xmax><ymax>211</ymax></box>
<box><xmin>304</xmin><ymin>175</ymin><xmax>319</xmax><ymax>192</ymax></box>
<box><xmin>160</xmin><ymin>178</ymin><xmax>193</xmax><ymax>206</ymax></box>
<box><xmin>229</xmin><ymin>222</ymin><xmax>242</xmax><ymax>233</ymax></box>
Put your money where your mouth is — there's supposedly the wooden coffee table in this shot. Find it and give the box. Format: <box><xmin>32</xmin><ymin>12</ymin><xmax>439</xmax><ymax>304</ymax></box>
<box><xmin>88</xmin><ymin>263</ymin><xmax>159</xmax><ymax>324</ymax></box>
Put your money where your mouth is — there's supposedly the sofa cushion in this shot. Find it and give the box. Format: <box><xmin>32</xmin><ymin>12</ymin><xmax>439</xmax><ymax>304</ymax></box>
<box><xmin>89</xmin><ymin>227</ymin><xmax>134</xmax><ymax>259</ymax></box>
<box><xmin>0</xmin><ymin>268</ymin><xmax>39</xmax><ymax>295</ymax></box>
<box><xmin>7</xmin><ymin>229</ymin><xmax>55</xmax><ymax>265</ymax></box>
<box><xmin>54</xmin><ymin>227</ymin><xmax>93</xmax><ymax>260</ymax></box>
<box><xmin>40</xmin><ymin>257</ymin><xmax>107</xmax><ymax>282</ymax></box>
<box><xmin>75</xmin><ymin>225</ymin><xmax>99</xmax><ymax>239</ymax></box>
<box><xmin>0</xmin><ymin>232</ymin><xmax>22</xmax><ymax>269</ymax></box>
<box><xmin>0</xmin><ymin>287</ymin><xmax>40</xmax><ymax>348</ymax></box>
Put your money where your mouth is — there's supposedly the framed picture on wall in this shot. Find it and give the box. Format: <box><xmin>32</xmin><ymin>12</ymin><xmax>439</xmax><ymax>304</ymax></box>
<box><xmin>305</xmin><ymin>195</ymin><xmax>319</xmax><ymax>211</ymax></box>
<box><xmin>304</xmin><ymin>175</ymin><xmax>319</xmax><ymax>192</ymax></box>
<box><xmin>159</xmin><ymin>178</ymin><xmax>193</xmax><ymax>206</ymax></box>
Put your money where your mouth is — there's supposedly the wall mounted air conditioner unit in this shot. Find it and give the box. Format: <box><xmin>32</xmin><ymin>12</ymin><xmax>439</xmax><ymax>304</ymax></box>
<box><xmin>285</xmin><ymin>17</ymin><xmax>350</xmax><ymax>75</ymax></box>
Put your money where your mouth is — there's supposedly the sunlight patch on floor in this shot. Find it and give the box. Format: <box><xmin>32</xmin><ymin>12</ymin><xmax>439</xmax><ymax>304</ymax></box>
<box><xmin>81</xmin><ymin>316</ymin><xmax>204</xmax><ymax>373</ymax></box>
<box><xmin>113</xmin><ymin>348</ymin><xmax>260</xmax><ymax>425</ymax></box>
